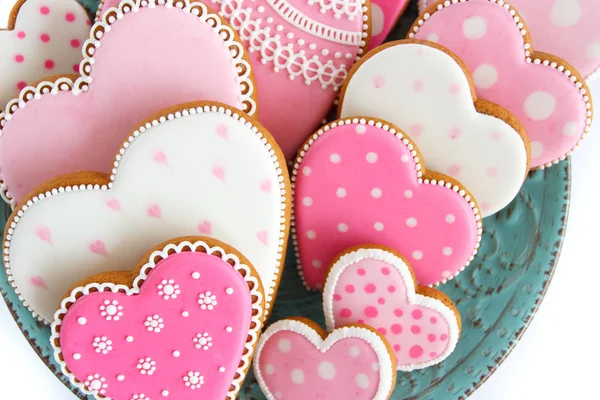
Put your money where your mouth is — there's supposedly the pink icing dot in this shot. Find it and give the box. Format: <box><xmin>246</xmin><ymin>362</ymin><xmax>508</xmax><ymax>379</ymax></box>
<box><xmin>357</xmin><ymin>268</ymin><xmax>366</xmax><ymax>276</ymax></box>
<box><xmin>391</xmin><ymin>324</ymin><xmax>403</xmax><ymax>334</ymax></box>
<box><xmin>65</xmin><ymin>12</ymin><xmax>76</xmax><ymax>22</ymax></box>
<box><xmin>410</xmin><ymin>325</ymin><xmax>421</xmax><ymax>334</ymax></box>
<box><xmin>430</xmin><ymin>352</ymin><xmax>437</xmax><ymax>358</ymax></box>
<box><xmin>345</xmin><ymin>284</ymin><xmax>355</xmax><ymax>294</ymax></box>
<box><xmin>387</xmin><ymin>285</ymin><xmax>396</xmax><ymax>293</ymax></box>
<box><xmin>377</xmin><ymin>297</ymin><xmax>385</xmax><ymax>305</ymax></box>
<box><xmin>72</xmin><ymin>64</ymin><xmax>79</xmax><ymax>73</ymax></box>
<box><xmin>428</xmin><ymin>334</ymin><xmax>436</xmax><ymax>342</ymax></box>
<box><xmin>333</xmin><ymin>294</ymin><xmax>342</xmax><ymax>301</ymax></box>
<box><xmin>40</xmin><ymin>6</ymin><xmax>50</xmax><ymax>15</ymax></box>
<box><xmin>411</xmin><ymin>309</ymin><xmax>423</xmax><ymax>320</ymax></box>
<box><xmin>364</xmin><ymin>284</ymin><xmax>376</xmax><ymax>293</ymax></box>
<box><xmin>449</xmin><ymin>84</ymin><xmax>461</xmax><ymax>94</ymax></box>
<box><xmin>394</xmin><ymin>308</ymin><xmax>403</xmax><ymax>317</ymax></box>
<box><xmin>413</xmin><ymin>79</ymin><xmax>424</xmax><ymax>92</ymax></box>
<box><xmin>409</xmin><ymin>345</ymin><xmax>424</xmax><ymax>359</ymax></box>
<box><xmin>409</xmin><ymin>124</ymin><xmax>423</xmax><ymax>137</ymax></box>
<box><xmin>487</xmin><ymin>167</ymin><xmax>498</xmax><ymax>177</ymax></box>
<box><xmin>17</xmin><ymin>31</ymin><xmax>26</xmax><ymax>39</ymax></box>
<box><xmin>430</xmin><ymin>317</ymin><xmax>438</xmax><ymax>324</ymax></box>
<box><xmin>15</xmin><ymin>54</ymin><xmax>24</xmax><ymax>63</ymax></box>
<box><xmin>340</xmin><ymin>308</ymin><xmax>352</xmax><ymax>318</ymax></box>
<box><xmin>393</xmin><ymin>344</ymin><xmax>401</xmax><ymax>352</ymax></box>
<box><xmin>365</xmin><ymin>306</ymin><xmax>378</xmax><ymax>318</ymax></box>
<box><xmin>448</xmin><ymin>164</ymin><xmax>461</xmax><ymax>176</ymax></box>
<box><xmin>440</xmin><ymin>334</ymin><xmax>448</xmax><ymax>341</ymax></box>
<box><xmin>71</xmin><ymin>39</ymin><xmax>81</xmax><ymax>48</ymax></box>
<box><xmin>381</xmin><ymin>267</ymin><xmax>390</xmax><ymax>275</ymax></box>
<box><xmin>491</xmin><ymin>131</ymin><xmax>501</xmax><ymax>141</ymax></box>
<box><xmin>357</xmin><ymin>319</ymin><xmax>365</xmax><ymax>324</ymax></box>
<box><xmin>40</xmin><ymin>34</ymin><xmax>50</xmax><ymax>43</ymax></box>
<box><xmin>16</xmin><ymin>82</ymin><xmax>27</xmax><ymax>91</ymax></box>
<box><xmin>45</xmin><ymin>60</ymin><xmax>55</xmax><ymax>70</ymax></box>
<box><xmin>449</xmin><ymin>127</ymin><xmax>461</xmax><ymax>139</ymax></box>
<box><xmin>378</xmin><ymin>327</ymin><xmax>387</xmax><ymax>335</ymax></box>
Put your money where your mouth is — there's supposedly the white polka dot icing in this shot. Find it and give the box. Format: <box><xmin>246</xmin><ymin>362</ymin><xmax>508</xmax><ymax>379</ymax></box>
<box><xmin>4</xmin><ymin>103</ymin><xmax>290</xmax><ymax>323</ymax></box>
<box><xmin>339</xmin><ymin>41</ymin><xmax>529</xmax><ymax>217</ymax></box>
<box><xmin>254</xmin><ymin>319</ymin><xmax>396</xmax><ymax>399</ymax></box>
<box><xmin>323</xmin><ymin>246</ymin><xmax>461</xmax><ymax>371</ymax></box>
<box><xmin>412</xmin><ymin>0</ymin><xmax>592</xmax><ymax>168</ymax></box>
<box><xmin>50</xmin><ymin>238</ymin><xmax>264</xmax><ymax>400</ymax></box>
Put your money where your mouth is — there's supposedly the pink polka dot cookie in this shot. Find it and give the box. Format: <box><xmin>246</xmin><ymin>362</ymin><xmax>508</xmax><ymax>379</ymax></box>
<box><xmin>3</xmin><ymin>102</ymin><xmax>291</xmax><ymax>323</ymax></box>
<box><xmin>254</xmin><ymin>318</ymin><xmax>397</xmax><ymax>400</ymax></box>
<box><xmin>50</xmin><ymin>236</ymin><xmax>264</xmax><ymax>400</ymax></box>
<box><xmin>369</xmin><ymin>0</ymin><xmax>410</xmax><ymax>49</ymax></box>
<box><xmin>0</xmin><ymin>0</ymin><xmax>257</xmax><ymax>206</ymax></box>
<box><xmin>410</xmin><ymin>0</ymin><xmax>593</xmax><ymax>169</ymax></box>
<box><xmin>293</xmin><ymin>117</ymin><xmax>482</xmax><ymax>290</ymax></box>
<box><xmin>338</xmin><ymin>40</ymin><xmax>530</xmax><ymax>217</ymax></box>
<box><xmin>0</xmin><ymin>0</ymin><xmax>90</xmax><ymax>107</ymax></box>
<box><xmin>419</xmin><ymin>0</ymin><xmax>600</xmax><ymax>82</ymax></box>
<box><xmin>323</xmin><ymin>245</ymin><xmax>461</xmax><ymax>371</ymax></box>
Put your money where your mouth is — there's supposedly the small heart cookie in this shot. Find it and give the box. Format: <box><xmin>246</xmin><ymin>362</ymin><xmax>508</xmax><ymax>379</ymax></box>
<box><xmin>323</xmin><ymin>245</ymin><xmax>461</xmax><ymax>371</ymax></box>
<box><xmin>3</xmin><ymin>102</ymin><xmax>290</xmax><ymax>323</ymax></box>
<box><xmin>293</xmin><ymin>117</ymin><xmax>482</xmax><ymax>289</ymax></box>
<box><xmin>411</xmin><ymin>0</ymin><xmax>593</xmax><ymax>168</ymax></box>
<box><xmin>0</xmin><ymin>0</ymin><xmax>91</xmax><ymax>106</ymax></box>
<box><xmin>50</xmin><ymin>236</ymin><xmax>264</xmax><ymax>400</ymax></box>
<box><xmin>0</xmin><ymin>0</ymin><xmax>257</xmax><ymax>205</ymax></box>
<box><xmin>254</xmin><ymin>318</ymin><xmax>397</xmax><ymax>400</ymax></box>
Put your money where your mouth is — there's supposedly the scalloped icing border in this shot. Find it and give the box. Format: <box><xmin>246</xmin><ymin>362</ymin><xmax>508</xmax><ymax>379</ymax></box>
<box><xmin>253</xmin><ymin>318</ymin><xmax>396</xmax><ymax>400</ymax></box>
<box><xmin>322</xmin><ymin>246</ymin><xmax>461</xmax><ymax>371</ymax></box>
<box><xmin>0</xmin><ymin>0</ymin><xmax>258</xmax><ymax>208</ymax></box>
<box><xmin>3</xmin><ymin>102</ymin><xmax>290</xmax><ymax>322</ymax></box>
<box><xmin>410</xmin><ymin>0</ymin><xmax>593</xmax><ymax>169</ymax></box>
<box><xmin>290</xmin><ymin>117</ymin><xmax>483</xmax><ymax>291</ymax></box>
<box><xmin>49</xmin><ymin>238</ymin><xmax>265</xmax><ymax>400</ymax></box>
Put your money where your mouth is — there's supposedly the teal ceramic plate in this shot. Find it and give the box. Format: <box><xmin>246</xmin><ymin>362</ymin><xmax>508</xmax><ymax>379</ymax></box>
<box><xmin>0</xmin><ymin>1</ymin><xmax>570</xmax><ymax>399</ymax></box>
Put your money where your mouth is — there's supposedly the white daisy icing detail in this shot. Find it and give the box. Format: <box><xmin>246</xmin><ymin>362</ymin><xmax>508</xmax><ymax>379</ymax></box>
<box><xmin>99</xmin><ymin>299</ymin><xmax>123</xmax><ymax>321</ymax></box>
<box><xmin>92</xmin><ymin>336</ymin><xmax>113</xmax><ymax>355</ymax></box>
<box><xmin>183</xmin><ymin>371</ymin><xmax>204</xmax><ymax>389</ymax></box>
<box><xmin>193</xmin><ymin>332</ymin><xmax>213</xmax><ymax>350</ymax></box>
<box><xmin>144</xmin><ymin>315</ymin><xmax>164</xmax><ymax>333</ymax></box>
<box><xmin>84</xmin><ymin>374</ymin><xmax>108</xmax><ymax>395</ymax></box>
<box><xmin>136</xmin><ymin>357</ymin><xmax>156</xmax><ymax>375</ymax></box>
<box><xmin>198</xmin><ymin>291</ymin><xmax>217</xmax><ymax>310</ymax></box>
<box><xmin>157</xmin><ymin>279</ymin><xmax>180</xmax><ymax>300</ymax></box>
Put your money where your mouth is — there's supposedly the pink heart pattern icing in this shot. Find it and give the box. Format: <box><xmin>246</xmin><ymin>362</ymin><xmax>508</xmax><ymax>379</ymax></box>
<box><xmin>293</xmin><ymin>119</ymin><xmax>482</xmax><ymax>289</ymax></box>
<box><xmin>254</xmin><ymin>319</ymin><xmax>396</xmax><ymax>400</ymax></box>
<box><xmin>0</xmin><ymin>0</ymin><xmax>257</xmax><ymax>205</ymax></box>
<box><xmin>323</xmin><ymin>246</ymin><xmax>461</xmax><ymax>371</ymax></box>
<box><xmin>411</xmin><ymin>0</ymin><xmax>593</xmax><ymax>168</ymax></box>
<box><xmin>51</xmin><ymin>238</ymin><xmax>264</xmax><ymax>400</ymax></box>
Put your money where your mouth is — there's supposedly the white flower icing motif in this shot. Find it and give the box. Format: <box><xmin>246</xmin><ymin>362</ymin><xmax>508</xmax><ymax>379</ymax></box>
<box><xmin>92</xmin><ymin>336</ymin><xmax>113</xmax><ymax>355</ymax></box>
<box><xmin>99</xmin><ymin>299</ymin><xmax>123</xmax><ymax>321</ymax></box>
<box><xmin>183</xmin><ymin>371</ymin><xmax>205</xmax><ymax>389</ymax></box>
<box><xmin>307</xmin><ymin>0</ymin><xmax>362</xmax><ymax>20</ymax></box>
<box><xmin>193</xmin><ymin>332</ymin><xmax>213</xmax><ymax>350</ymax></box>
<box><xmin>144</xmin><ymin>315</ymin><xmax>164</xmax><ymax>333</ymax></box>
<box><xmin>136</xmin><ymin>357</ymin><xmax>156</xmax><ymax>375</ymax></box>
<box><xmin>157</xmin><ymin>278</ymin><xmax>180</xmax><ymax>300</ymax></box>
<box><xmin>84</xmin><ymin>374</ymin><xmax>108</xmax><ymax>394</ymax></box>
<box><xmin>198</xmin><ymin>291</ymin><xmax>217</xmax><ymax>310</ymax></box>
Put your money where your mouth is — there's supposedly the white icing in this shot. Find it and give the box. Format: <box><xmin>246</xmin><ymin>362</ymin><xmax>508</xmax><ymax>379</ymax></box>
<box><xmin>307</xmin><ymin>0</ymin><xmax>362</xmax><ymax>20</ymax></box>
<box><xmin>253</xmin><ymin>319</ymin><xmax>395</xmax><ymax>400</ymax></box>
<box><xmin>6</xmin><ymin>104</ymin><xmax>289</xmax><ymax>323</ymax></box>
<box><xmin>339</xmin><ymin>42</ymin><xmax>529</xmax><ymax>217</ymax></box>
<box><xmin>322</xmin><ymin>246</ymin><xmax>461</xmax><ymax>371</ymax></box>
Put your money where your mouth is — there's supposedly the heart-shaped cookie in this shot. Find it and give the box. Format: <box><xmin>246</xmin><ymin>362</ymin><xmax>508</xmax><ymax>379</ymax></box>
<box><xmin>410</xmin><ymin>0</ymin><xmax>593</xmax><ymax>168</ymax></box>
<box><xmin>369</xmin><ymin>0</ymin><xmax>410</xmax><ymax>49</ymax></box>
<box><xmin>0</xmin><ymin>0</ymin><xmax>257</xmax><ymax>205</ymax></box>
<box><xmin>50</xmin><ymin>236</ymin><xmax>264</xmax><ymax>400</ymax></box>
<box><xmin>254</xmin><ymin>318</ymin><xmax>397</xmax><ymax>400</ymax></box>
<box><xmin>323</xmin><ymin>245</ymin><xmax>461</xmax><ymax>371</ymax></box>
<box><xmin>3</xmin><ymin>101</ymin><xmax>290</xmax><ymax>323</ymax></box>
<box><xmin>419</xmin><ymin>0</ymin><xmax>600</xmax><ymax>82</ymax></box>
<box><xmin>339</xmin><ymin>40</ymin><xmax>530</xmax><ymax>217</ymax></box>
<box><xmin>293</xmin><ymin>118</ymin><xmax>482</xmax><ymax>289</ymax></box>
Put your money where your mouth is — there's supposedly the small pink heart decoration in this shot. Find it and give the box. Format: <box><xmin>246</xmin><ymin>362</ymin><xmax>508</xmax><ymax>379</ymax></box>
<box><xmin>51</xmin><ymin>238</ymin><xmax>264</xmax><ymax>400</ymax></box>
<box><xmin>323</xmin><ymin>245</ymin><xmax>461</xmax><ymax>371</ymax></box>
<box><xmin>254</xmin><ymin>318</ymin><xmax>396</xmax><ymax>400</ymax></box>
<box><xmin>30</xmin><ymin>275</ymin><xmax>48</xmax><ymax>289</ymax></box>
<box><xmin>88</xmin><ymin>240</ymin><xmax>108</xmax><ymax>257</ymax></box>
<box><xmin>293</xmin><ymin>119</ymin><xmax>482</xmax><ymax>289</ymax></box>
<box><xmin>197</xmin><ymin>221</ymin><xmax>212</xmax><ymax>234</ymax></box>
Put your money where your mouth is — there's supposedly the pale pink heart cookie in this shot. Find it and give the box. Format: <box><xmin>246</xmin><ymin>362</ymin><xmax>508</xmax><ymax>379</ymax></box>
<box><xmin>369</xmin><ymin>0</ymin><xmax>410</xmax><ymax>49</ymax></box>
<box><xmin>3</xmin><ymin>102</ymin><xmax>290</xmax><ymax>323</ymax></box>
<box><xmin>323</xmin><ymin>245</ymin><xmax>461</xmax><ymax>371</ymax></box>
<box><xmin>293</xmin><ymin>118</ymin><xmax>482</xmax><ymax>290</ymax></box>
<box><xmin>410</xmin><ymin>0</ymin><xmax>593</xmax><ymax>169</ymax></box>
<box><xmin>0</xmin><ymin>0</ymin><xmax>257</xmax><ymax>206</ymax></box>
<box><xmin>419</xmin><ymin>0</ymin><xmax>600</xmax><ymax>82</ymax></box>
<box><xmin>254</xmin><ymin>318</ymin><xmax>397</xmax><ymax>400</ymax></box>
<box><xmin>0</xmin><ymin>0</ymin><xmax>90</xmax><ymax>107</ymax></box>
<box><xmin>50</xmin><ymin>237</ymin><xmax>264</xmax><ymax>400</ymax></box>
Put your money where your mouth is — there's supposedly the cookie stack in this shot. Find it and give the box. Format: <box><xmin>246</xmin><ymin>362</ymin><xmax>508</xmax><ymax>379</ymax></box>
<box><xmin>0</xmin><ymin>0</ymin><xmax>594</xmax><ymax>399</ymax></box>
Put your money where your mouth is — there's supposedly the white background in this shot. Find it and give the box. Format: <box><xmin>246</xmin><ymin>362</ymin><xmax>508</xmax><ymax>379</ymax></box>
<box><xmin>0</xmin><ymin>1</ymin><xmax>598</xmax><ymax>398</ymax></box>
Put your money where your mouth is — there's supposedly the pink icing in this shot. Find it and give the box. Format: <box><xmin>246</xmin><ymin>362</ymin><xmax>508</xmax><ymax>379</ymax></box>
<box><xmin>294</xmin><ymin>122</ymin><xmax>479</xmax><ymax>288</ymax></box>
<box><xmin>328</xmin><ymin>258</ymin><xmax>455</xmax><ymax>368</ymax></box>
<box><xmin>58</xmin><ymin>251</ymin><xmax>253</xmax><ymax>399</ymax></box>
<box><xmin>0</xmin><ymin>3</ymin><xmax>251</xmax><ymax>202</ymax></box>
<box><xmin>257</xmin><ymin>330</ymin><xmax>383</xmax><ymax>399</ymax></box>
<box><xmin>413</xmin><ymin>0</ymin><xmax>590</xmax><ymax>168</ymax></box>
<box><xmin>369</xmin><ymin>0</ymin><xmax>410</xmax><ymax>49</ymax></box>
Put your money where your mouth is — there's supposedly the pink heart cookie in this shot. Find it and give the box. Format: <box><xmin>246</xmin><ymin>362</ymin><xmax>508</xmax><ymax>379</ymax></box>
<box><xmin>50</xmin><ymin>237</ymin><xmax>264</xmax><ymax>400</ymax></box>
<box><xmin>0</xmin><ymin>0</ymin><xmax>91</xmax><ymax>107</ymax></box>
<box><xmin>293</xmin><ymin>118</ymin><xmax>482</xmax><ymax>290</ymax></box>
<box><xmin>418</xmin><ymin>0</ymin><xmax>600</xmax><ymax>82</ymax></box>
<box><xmin>0</xmin><ymin>0</ymin><xmax>257</xmax><ymax>206</ymax></box>
<box><xmin>410</xmin><ymin>0</ymin><xmax>593</xmax><ymax>168</ymax></box>
<box><xmin>253</xmin><ymin>318</ymin><xmax>397</xmax><ymax>400</ymax></box>
<box><xmin>369</xmin><ymin>0</ymin><xmax>410</xmax><ymax>49</ymax></box>
<box><xmin>323</xmin><ymin>245</ymin><xmax>461</xmax><ymax>371</ymax></box>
